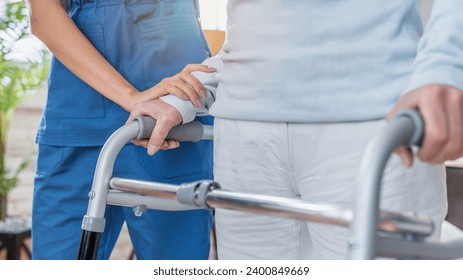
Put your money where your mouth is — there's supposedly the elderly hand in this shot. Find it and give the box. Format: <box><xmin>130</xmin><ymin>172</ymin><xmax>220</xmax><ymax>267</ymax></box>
<box><xmin>387</xmin><ymin>84</ymin><xmax>463</xmax><ymax>167</ymax></box>
<box><xmin>127</xmin><ymin>99</ymin><xmax>183</xmax><ymax>155</ymax></box>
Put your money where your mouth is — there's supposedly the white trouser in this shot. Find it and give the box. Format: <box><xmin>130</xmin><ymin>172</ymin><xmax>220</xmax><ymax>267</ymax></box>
<box><xmin>213</xmin><ymin>118</ymin><xmax>447</xmax><ymax>259</ymax></box>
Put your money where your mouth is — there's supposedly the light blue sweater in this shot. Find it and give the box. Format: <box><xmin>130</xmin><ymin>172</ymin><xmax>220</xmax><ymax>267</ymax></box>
<box><xmin>162</xmin><ymin>0</ymin><xmax>463</xmax><ymax>123</ymax></box>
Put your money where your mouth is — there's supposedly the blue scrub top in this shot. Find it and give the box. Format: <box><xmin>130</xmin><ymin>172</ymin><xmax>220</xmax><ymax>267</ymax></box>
<box><xmin>37</xmin><ymin>0</ymin><xmax>212</xmax><ymax>146</ymax></box>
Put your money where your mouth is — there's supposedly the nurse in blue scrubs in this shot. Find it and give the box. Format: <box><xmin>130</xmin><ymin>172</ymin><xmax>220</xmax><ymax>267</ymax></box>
<box><xmin>28</xmin><ymin>0</ymin><xmax>214</xmax><ymax>259</ymax></box>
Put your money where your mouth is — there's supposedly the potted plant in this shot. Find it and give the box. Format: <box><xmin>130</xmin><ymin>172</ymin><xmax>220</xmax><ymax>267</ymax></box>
<box><xmin>0</xmin><ymin>0</ymin><xmax>49</xmax><ymax>221</ymax></box>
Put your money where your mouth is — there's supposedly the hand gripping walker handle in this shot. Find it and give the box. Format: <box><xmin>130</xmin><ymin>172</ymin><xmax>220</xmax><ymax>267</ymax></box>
<box><xmin>134</xmin><ymin>116</ymin><xmax>205</xmax><ymax>142</ymax></box>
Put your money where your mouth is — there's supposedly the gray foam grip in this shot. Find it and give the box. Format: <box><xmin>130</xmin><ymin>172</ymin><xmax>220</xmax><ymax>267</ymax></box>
<box><xmin>395</xmin><ymin>109</ymin><xmax>424</xmax><ymax>147</ymax></box>
<box><xmin>134</xmin><ymin>116</ymin><xmax>204</xmax><ymax>142</ymax></box>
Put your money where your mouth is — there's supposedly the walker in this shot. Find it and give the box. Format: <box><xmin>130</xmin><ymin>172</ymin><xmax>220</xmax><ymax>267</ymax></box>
<box><xmin>77</xmin><ymin>110</ymin><xmax>463</xmax><ymax>260</ymax></box>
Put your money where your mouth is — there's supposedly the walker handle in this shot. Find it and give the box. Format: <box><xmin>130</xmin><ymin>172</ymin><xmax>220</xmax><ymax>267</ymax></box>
<box><xmin>394</xmin><ymin>109</ymin><xmax>424</xmax><ymax>147</ymax></box>
<box><xmin>349</xmin><ymin>108</ymin><xmax>426</xmax><ymax>259</ymax></box>
<box><xmin>134</xmin><ymin>116</ymin><xmax>205</xmax><ymax>142</ymax></box>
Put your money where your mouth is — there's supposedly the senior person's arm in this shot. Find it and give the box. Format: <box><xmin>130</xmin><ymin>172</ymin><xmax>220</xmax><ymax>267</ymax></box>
<box><xmin>387</xmin><ymin>0</ymin><xmax>463</xmax><ymax>167</ymax></box>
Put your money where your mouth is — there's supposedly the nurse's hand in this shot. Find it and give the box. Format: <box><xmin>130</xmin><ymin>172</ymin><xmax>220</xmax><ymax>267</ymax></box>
<box><xmin>127</xmin><ymin>99</ymin><xmax>183</xmax><ymax>155</ymax></box>
<box><xmin>387</xmin><ymin>84</ymin><xmax>463</xmax><ymax>167</ymax></box>
<box><xmin>128</xmin><ymin>64</ymin><xmax>215</xmax><ymax>111</ymax></box>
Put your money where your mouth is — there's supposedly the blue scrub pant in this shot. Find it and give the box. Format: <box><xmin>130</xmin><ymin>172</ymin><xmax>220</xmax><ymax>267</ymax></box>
<box><xmin>32</xmin><ymin>143</ymin><xmax>213</xmax><ymax>259</ymax></box>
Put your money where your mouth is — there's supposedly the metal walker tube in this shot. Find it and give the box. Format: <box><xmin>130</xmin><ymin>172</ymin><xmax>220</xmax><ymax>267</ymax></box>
<box><xmin>77</xmin><ymin>117</ymin><xmax>211</xmax><ymax>259</ymax></box>
<box><xmin>349</xmin><ymin>110</ymin><xmax>425</xmax><ymax>259</ymax></box>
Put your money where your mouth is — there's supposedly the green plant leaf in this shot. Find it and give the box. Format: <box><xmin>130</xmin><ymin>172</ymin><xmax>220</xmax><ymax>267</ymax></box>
<box><xmin>0</xmin><ymin>0</ymin><xmax>49</xmax><ymax>195</ymax></box>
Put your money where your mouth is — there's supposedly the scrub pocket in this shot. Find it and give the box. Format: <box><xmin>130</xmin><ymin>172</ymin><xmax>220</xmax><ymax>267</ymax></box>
<box><xmin>35</xmin><ymin>145</ymin><xmax>65</xmax><ymax>177</ymax></box>
<box><xmin>133</xmin><ymin>3</ymin><xmax>210</xmax><ymax>87</ymax></box>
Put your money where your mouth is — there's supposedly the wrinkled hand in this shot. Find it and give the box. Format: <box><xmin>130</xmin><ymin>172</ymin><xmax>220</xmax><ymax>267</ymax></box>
<box><xmin>127</xmin><ymin>99</ymin><xmax>183</xmax><ymax>155</ymax></box>
<box><xmin>127</xmin><ymin>64</ymin><xmax>215</xmax><ymax>111</ymax></box>
<box><xmin>387</xmin><ymin>84</ymin><xmax>463</xmax><ymax>167</ymax></box>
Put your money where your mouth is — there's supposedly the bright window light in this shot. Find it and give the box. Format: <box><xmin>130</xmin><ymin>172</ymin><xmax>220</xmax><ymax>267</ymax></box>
<box><xmin>198</xmin><ymin>0</ymin><xmax>227</xmax><ymax>31</ymax></box>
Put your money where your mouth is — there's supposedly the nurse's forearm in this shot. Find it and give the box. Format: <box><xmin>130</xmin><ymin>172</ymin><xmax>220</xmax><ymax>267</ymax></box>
<box><xmin>28</xmin><ymin>0</ymin><xmax>138</xmax><ymax>111</ymax></box>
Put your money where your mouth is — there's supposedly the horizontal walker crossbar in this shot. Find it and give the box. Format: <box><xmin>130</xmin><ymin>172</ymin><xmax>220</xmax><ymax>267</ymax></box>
<box><xmin>109</xmin><ymin>177</ymin><xmax>433</xmax><ymax>238</ymax></box>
